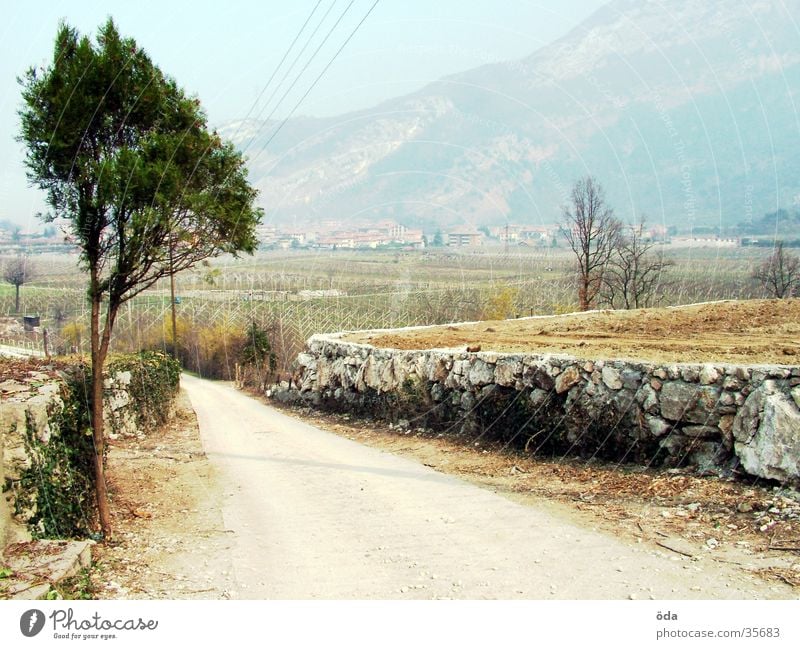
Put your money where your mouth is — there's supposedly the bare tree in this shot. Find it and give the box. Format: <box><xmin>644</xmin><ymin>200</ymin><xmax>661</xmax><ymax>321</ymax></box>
<box><xmin>3</xmin><ymin>255</ymin><xmax>35</xmax><ymax>313</ymax></box>
<box><xmin>600</xmin><ymin>219</ymin><xmax>673</xmax><ymax>309</ymax></box>
<box><xmin>753</xmin><ymin>241</ymin><xmax>800</xmax><ymax>298</ymax></box>
<box><xmin>561</xmin><ymin>177</ymin><xmax>622</xmax><ymax>310</ymax></box>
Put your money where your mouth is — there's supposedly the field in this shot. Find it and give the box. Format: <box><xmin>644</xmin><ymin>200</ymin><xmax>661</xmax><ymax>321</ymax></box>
<box><xmin>347</xmin><ymin>298</ymin><xmax>800</xmax><ymax>364</ymax></box>
<box><xmin>0</xmin><ymin>243</ymin><xmax>780</xmax><ymax>369</ymax></box>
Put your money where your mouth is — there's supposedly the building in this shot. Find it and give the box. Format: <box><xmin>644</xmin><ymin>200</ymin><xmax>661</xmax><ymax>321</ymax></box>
<box><xmin>447</xmin><ymin>229</ymin><xmax>483</xmax><ymax>247</ymax></box>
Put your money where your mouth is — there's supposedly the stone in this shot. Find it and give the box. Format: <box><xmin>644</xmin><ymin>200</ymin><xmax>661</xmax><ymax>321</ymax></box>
<box><xmin>688</xmin><ymin>441</ymin><xmax>725</xmax><ymax>471</ymax></box>
<box><xmin>602</xmin><ymin>366</ymin><xmax>623</xmax><ymax>390</ymax></box>
<box><xmin>650</xmin><ymin>378</ymin><xmax>663</xmax><ymax>391</ymax></box>
<box><xmin>555</xmin><ymin>366</ymin><xmax>581</xmax><ymax>394</ymax></box>
<box><xmin>430</xmin><ymin>382</ymin><xmax>445</xmax><ymax>402</ymax></box>
<box><xmin>699</xmin><ymin>365</ymin><xmax>719</xmax><ymax>385</ymax></box>
<box><xmin>719</xmin><ymin>391</ymin><xmax>736</xmax><ymax>406</ymax></box>
<box><xmin>723</xmin><ymin>376</ymin><xmax>742</xmax><ymax>391</ymax></box>
<box><xmin>479</xmin><ymin>385</ymin><xmax>496</xmax><ymax>400</ymax></box>
<box><xmin>611</xmin><ymin>389</ymin><xmax>636</xmax><ymax>412</ymax></box>
<box><xmin>527</xmin><ymin>366</ymin><xmax>555</xmax><ymax>391</ymax></box>
<box><xmin>767</xmin><ymin>368</ymin><xmax>791</xmax><ymax>379</ymax></box>
<box><xmin>0</xmin><ymin>381</ymin><xmax>30</xmax><ymax>395</ymax></box>
<box><xmin>621</xmin><ymin>369</ymin><xmax>642</xmax><ymax>390</ymax></box>
<box><xmin>652</xmin><ymin>368</ymin><xmax>668</xmax><ymax>380</ymax></box>
<box><xmin>646</xmin><ymin>415</ymin><xmax>672</xmax><ymax>437</ymax></box>
<box><xmin>733</xmin><ymin>382</ymin><xmax>800</xmax><ymax>482</ymax></box>
<box><xmin>639</xmin><ymin>384</ymin><xmax>659</xmax><ymax>414</ymax></box>
<box><xmin>494</xmin><ymin>359</ymin><xmax>522</xmax><ymax>387</ymax></box>
<box><xmin>659</xmin><ymin>381</ymin><xmax>721</xmax><ymax>425</ymax></box>
<box><xmin>718</xmin><ymin>414</ymin><xmax>735</xmax><ymax>449</ymax></box>
<box><xmin>682</xmin><ymin>425</ymin><xmax>720</xmax><ymax>439</ymax></box>
<box><xmin>583</xmin><ymin>361</ymin><xmax>594</xmax><ymax>373</ymax></box>
<box><xmin>529</xmin><ymin>389</ymin><xmax>550</xmax><ymax>408</ymax></box>
<box><xmin>792</xmin><ymin>386</ymin><xmax>800</xmax><ymax>410</ymax></box>
<box><xmin>460</xmin><ymin>391</ymin><xmax>476</xmax><ymax>411</ymax></box>
<box><xmin>680</xmin><ymin>366</ymin><xmax>700</xmax><ymax>382</ymax></box>
<box><xmin>659</xmin><ymin>433</ymin><xmax>688</xmax><ymax>457</ymax></box>
<box><xmin>468</xmin><ymin>360</ymin><xmax>494</xmax><ymax>386</ymax></box>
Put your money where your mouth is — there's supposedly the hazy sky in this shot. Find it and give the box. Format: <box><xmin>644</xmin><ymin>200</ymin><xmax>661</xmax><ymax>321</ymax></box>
<box><xmin>0</xmin><ymin>0</ymin><xmax>608</xmax><ymax>228</ymax></box>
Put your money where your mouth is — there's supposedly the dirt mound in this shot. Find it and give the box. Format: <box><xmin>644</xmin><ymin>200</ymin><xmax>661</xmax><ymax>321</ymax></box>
<box><xmin>345</xmin><ymin>299</ymin><xmax>800</xmax><ymax>364</ymax></box>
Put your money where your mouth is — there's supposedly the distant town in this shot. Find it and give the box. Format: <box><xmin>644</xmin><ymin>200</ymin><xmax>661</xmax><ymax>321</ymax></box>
<box><xmin>0</xmin><ymin>216</ymin><xmax>796</xmax><ymax>255</ymax></box>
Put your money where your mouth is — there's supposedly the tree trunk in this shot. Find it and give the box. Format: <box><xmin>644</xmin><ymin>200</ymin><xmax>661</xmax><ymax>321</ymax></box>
<box><xmin>14</xmin><ymin>284</ymin><xmax>20</xmax><ymax>313</ymax></box>
<box><xmin>89</xmin><ymin>275</ymin><xmax>113</xmax><ymax>539</ymax></box>
<box><xmin>579</xmin><ymin>278</ymin><xmax>589</xmax><ymax>311</ymax></box>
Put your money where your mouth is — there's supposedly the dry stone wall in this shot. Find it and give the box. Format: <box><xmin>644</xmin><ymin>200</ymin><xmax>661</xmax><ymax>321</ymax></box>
<box><xmin>276</xmin><ymin>333</ymin><xmax>800</xmax><ymax>485</ymax></box>
<box><xmin>1</xmin><ymin>364</ymin><xmax>168</xmax><ymax>546</ymax></box>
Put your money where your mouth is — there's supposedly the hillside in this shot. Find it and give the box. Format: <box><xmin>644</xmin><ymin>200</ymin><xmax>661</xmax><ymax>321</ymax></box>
<box><xmin>223</xmin><ymin>0</ymin><xmax>800</xmax><ymax>231</ymax></box>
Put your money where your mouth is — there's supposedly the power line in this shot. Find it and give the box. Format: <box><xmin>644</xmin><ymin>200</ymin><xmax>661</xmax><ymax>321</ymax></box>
<box><xmin>249</xmin><ymin>0</ymin><xmax>381</xmax><ymax>164</ymax></box>
<box><xmin>243</xmin><ymin>0</ymin><xmax>357</xmax><ymax>160</ymax></box>
<box><xmin>240</xmin><ymin>0</ymin><xmax>340</xmax><ymax>155</ymax></box>
<box><xmin>226</xmin><ymin>1</ymin><xmax>324</xmax><ymax>145</ymax></box>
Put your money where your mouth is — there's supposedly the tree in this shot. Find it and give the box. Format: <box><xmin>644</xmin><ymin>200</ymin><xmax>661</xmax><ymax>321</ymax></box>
<box><xmin>600</xmin><ymin>219</ymin><xmax>673</xmax><ymax>309</ymax></box>
<box><xmin>482</xmin><ymin>285</ymin><xmax>518</xmax><ymax>320</ymax></box>
<box><xmin>432</xmin><ymin>229</ymin><xmax>444</xmax><ymax>247</ymax></box>
<box><xmin>752</xmin><ymin>241</ymin><xmax>800</xmax><ymax>298</ymax></box>
<box><xmin>3</xmin><ymin>255</ymin><xmax>35</xmax><ymax>313</ymax></box>
<box><xmin>561</xmin><ymin>177</ymin><xmax>622</xmax><ymax>311</ymax></box>
<box><xmin>239</xmin><ymin>321</ymin><xmax>278</xmax><ymax>390</ymax></box>
<box><xmin>18</xmin><ymin>19</ymin><xmax>262</xmax><ymax>538</ymax></box>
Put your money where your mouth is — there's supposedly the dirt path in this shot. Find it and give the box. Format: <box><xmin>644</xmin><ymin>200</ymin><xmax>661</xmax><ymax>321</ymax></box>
<box><xmin>170</xmin><ymin>374</ymin><xmax>793</xmax><ymax>599</ymax></box>
<box><xmin>91</xmin><ymin>389</ymin><xmax>237</xmax><ymax>599</ymax></box>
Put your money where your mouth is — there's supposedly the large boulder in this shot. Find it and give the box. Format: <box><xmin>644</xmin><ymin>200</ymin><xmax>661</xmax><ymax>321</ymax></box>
<box><xmin>733</xmin><ymin>382</ymin><xmax>800</xmax><ymax>483</ymax></box>
<box><xmin>660</xmin><ymin>381</ymin><xmax>721</xmax><ymax>425</ymax></box>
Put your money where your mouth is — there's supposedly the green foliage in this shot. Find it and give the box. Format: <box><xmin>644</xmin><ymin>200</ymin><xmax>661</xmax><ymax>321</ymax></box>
<box><xmin>396</xmin><ymin>377</ymin><xmax>430</xmax><ymax>415</ymax></box>
<box><xmin>108</xmin><ymin>351</ymin><xmax>181</xmax><ymax>430</ymax></box>
<box><xmin>481</xmin><ymin>285</ymin><xmax>519</xmax><ymax>320</ymax></box>
<box><xmin>14</xmin><ymin>371</ymin><xmax>95</xmax><ymax>539</ymax></box>
<box><xmin>164</xmin><ymin>317</ymin><xmax>243</xmax><ymax>380</ymax></box>
<box><xmin>18</xmin><ymin>19</ymin><xmax>262</xmax><ymax>304</ymax></box>
<box><xmin>19</xmin><ymin>18</ymin><xmax>262</xmax><ymax>534</ymax></box>
<box><xmin>11</xmin><ymin>352</ymin><xmax>179</xmax><ymax>539</ymax></box>
<box><xmin>52</xmin><ymin>568</ymin><xmax>97</xmax><ymax>600</ymax></box>
<box><xmin>237</xmin><ymin>321</ymin><xmax>280</xmax><ymax>390</ymax></box>
<box><xmin>240</xmin><ymin>321</ymin><xmax>277</xmax><ymax>370</ymax></box>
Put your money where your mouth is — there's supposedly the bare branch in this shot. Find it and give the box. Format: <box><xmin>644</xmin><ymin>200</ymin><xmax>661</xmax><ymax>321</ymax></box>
<box><xmin>561</xmin><ymin>176</ymin><xmax>622</xmax><ymax>310</ymax></box>
<box><xmin>752</xmin><ymin>242</ymin><xmax>800</xmax><ymax>298</ymax></box>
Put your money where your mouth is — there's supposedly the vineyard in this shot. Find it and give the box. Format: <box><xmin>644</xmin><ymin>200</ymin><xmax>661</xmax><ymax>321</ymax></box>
<box><xmin>0</xmin><ymin>245</ymin><xmax>771</xmax><ymax>374</ymax></box>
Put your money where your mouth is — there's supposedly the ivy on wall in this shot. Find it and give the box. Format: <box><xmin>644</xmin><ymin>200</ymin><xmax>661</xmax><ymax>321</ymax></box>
<box><xmin>9</xmin><ymin>351</ymin><xmax>181</xmax><ymax>539</ymax></box>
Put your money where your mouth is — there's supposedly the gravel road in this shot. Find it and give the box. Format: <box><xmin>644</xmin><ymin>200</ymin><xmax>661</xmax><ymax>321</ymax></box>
<box><xmin>181</xmin><ymin>374</ymin><xmax>792</xmax><ymax>599</ymax></box>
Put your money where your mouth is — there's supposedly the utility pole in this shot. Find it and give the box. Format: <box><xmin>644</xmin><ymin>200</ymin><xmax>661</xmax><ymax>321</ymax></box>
<box><xmin>504</xmin><ymin>224</ymin><xmax>509</xmax><ymax>254</ymax></box>
<box><xmin>169</xmin><ymin>236</ymin><xmax>178</xmax><ymax>356</ymax></box>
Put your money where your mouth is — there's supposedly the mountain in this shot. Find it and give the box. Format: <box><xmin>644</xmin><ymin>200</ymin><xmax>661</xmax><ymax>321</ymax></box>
<box><xmin>220</xmin><ymin>0</ymin><xmax>800</xmax><ymax>230</ymax></box>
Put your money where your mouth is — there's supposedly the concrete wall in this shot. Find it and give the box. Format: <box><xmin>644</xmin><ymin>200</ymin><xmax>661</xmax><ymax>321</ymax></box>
<box><xmin>276</xmin><ymin>333</ymin><xmax>800</xmax><ymax>484</ymax></box>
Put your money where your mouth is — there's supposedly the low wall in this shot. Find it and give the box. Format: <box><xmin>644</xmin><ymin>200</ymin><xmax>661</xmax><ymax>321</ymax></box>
<box><xmin>276</xmin><ymin>333</ymin><xmax>800</xmax><ymax>484</ymax></box>
<box><xmin>1</xmin><ymin>352</ymin><xmax>179</xmax><ymax>545</ymax></box>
